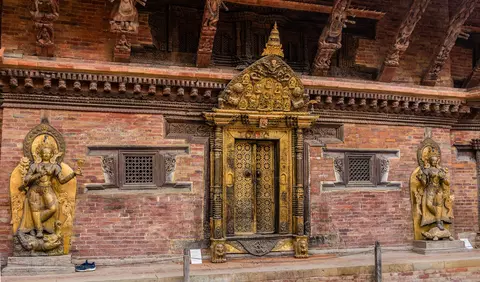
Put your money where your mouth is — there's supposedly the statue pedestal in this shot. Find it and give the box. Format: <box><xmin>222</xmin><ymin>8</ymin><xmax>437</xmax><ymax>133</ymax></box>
<box><xmin>2</xmin><ymin>255</ymin><xmax>75</xmax><ymax>276</ymax></box>
<box><xmin>412</xmin><ymin>240</ymin><xmax>467</xmax><ymax>255</ymax></box>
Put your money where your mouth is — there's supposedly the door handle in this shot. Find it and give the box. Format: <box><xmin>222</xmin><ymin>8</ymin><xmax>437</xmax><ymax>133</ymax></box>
<box><xmin>256</xmin><ymin>170</ymin><xmax>261</xmax><ymax>178</ymax></box>
<box><xmin>244</xmin><ymin>169</ymin><xmax>252</xmax><ymax>177</ymax></box>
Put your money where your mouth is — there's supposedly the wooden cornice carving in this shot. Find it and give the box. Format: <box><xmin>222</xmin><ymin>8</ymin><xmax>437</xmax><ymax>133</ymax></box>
<box><xmin>378</xmin><ymin>0</ymin><xmax>432</xmax><ymax>82</ymax></box>
<box><xmin>197</xmin><ymin>0</ymin><xmax>228</xmax><ymax>68</ymax></box>
<box><xmin>421</xmin><ymin>0</ymin><xmax>479</xmax><ymax>86</ymax></box>
<box><xmin>311</xmin><ymin>0</ymin><xmax>354</xmax><ymax>76</ymax></box>
<box><xmin>1</xmin><ymin>66</ymin><xmax>476</xmax><ymax>128</ymax></box>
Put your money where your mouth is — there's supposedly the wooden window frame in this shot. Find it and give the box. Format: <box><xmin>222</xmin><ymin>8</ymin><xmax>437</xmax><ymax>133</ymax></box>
<box><xmin>119</xmin><ymin>150</ymin><xmax>162</xmax><ymax>190</ymax></box>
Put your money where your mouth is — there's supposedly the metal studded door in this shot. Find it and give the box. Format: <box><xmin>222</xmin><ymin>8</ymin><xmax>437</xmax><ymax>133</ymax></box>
<box><xmin>232</xmin><ymin>140</ymin><xmax>277</xmax><ymax>235</ymax></box>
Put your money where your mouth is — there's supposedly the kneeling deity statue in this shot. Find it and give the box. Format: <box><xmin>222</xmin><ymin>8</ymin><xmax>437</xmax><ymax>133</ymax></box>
<box><xmin>410</xmin><ymin>137</ymin><xmax>454</xmax><ymax>241</ymax></box>
<box><xmin>10</xmin><ymin>120</ymin><xmax>82</xmax><ymax>256</ymax></box>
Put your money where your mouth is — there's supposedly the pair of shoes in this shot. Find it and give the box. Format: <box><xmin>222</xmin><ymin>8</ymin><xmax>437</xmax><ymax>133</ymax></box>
<box><xmin>75</xmin><ymin>260</ymin><xmax>96</xmax><ymax>272</ymax></box>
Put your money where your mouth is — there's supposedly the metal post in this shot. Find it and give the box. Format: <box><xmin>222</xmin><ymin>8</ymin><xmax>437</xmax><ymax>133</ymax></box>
<box><xmin>183</xmin><ymin>249</ymin><xmax>190</xmax><ymax>282</ymax></box>
<box><xmin>375</xmin><ymin>241</ymin><xmax>382</xmax><ymax>282</ymax></box>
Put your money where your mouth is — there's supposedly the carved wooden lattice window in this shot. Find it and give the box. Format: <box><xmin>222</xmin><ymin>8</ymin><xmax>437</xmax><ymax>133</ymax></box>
<box><xmin>345</xmin><ymin>153</ymin><xmax>375</xmax><ymax>186</ymax></box>
<box><xmin>124</xmin><ymin>155</ymin><xmax>154</xmax><ymax>184</ymax></box>
<box><xmin>87</xmin><ymin>146</ymin><xmax>191</xmax><ymax>191</ymax></box>
<box><xmin>323</xmin><ymin>148</ymin><xmax>400</xmax><ymax>189</ymax></box>
<box><xmin>120</xmin><ymin>151</ymin><xmax>160</xmax><ymax>189</ymax></box>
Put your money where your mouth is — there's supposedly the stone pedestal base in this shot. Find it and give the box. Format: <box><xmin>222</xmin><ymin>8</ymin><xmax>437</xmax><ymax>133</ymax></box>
<box><xmin>2</xmin><ymin>255</ymin><xmax>75</xmax><ymax>276</ymax></box>
<box><xmin>412</xmin><ymin>240</ymin><xmax>466</xmax><ymax>255</ymax></box>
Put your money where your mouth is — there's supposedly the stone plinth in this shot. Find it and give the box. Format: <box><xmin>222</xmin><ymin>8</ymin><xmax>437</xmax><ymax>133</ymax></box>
<box><xmin>412</xmin><ymin>240</ymin><xmax>467</xmax><ymax>255</ymax></box>
<box><xmin>2</xmin><ymin>255</ymin><xmax>75</xmax><ymax>276</ymax></box>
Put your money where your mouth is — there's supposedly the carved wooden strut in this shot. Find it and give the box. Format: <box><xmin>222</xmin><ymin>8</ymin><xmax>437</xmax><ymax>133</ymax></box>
<box><xmin>31</xmin><ymin>0</ymin><xmax>60</xmax><ymax>57</ymax></box>
<box><xmin>197</xmin><ymin>0</ymin><xmax>228</xmax><ymax>68</ymax></box>
<box><xmin>421</xmin><ymin>0</ymin><xmax>478</xmax><ymax>86</ymax></box>
<box><xmin>378</xmin><ymin>0</ymin><xmax>432</xmax><ymax>82</ymax></box>
<box><xmin>311</xmin><ymin>0</ymin><xmax>354</xmax><ymax>76</ymax></box>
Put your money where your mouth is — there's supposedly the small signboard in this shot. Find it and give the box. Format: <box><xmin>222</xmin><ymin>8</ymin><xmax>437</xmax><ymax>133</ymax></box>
<box><xmin>190</xmin><ymin>249</ymin><xmax>202</xmax><ymax>264</ymax></box>
<box><xmin>460</xmin><ymin>238</ymin><xmax>474</xmax><ymax>250</ymax></box>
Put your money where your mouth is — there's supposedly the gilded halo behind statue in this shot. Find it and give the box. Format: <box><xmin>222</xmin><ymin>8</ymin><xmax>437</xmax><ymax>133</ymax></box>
<box><xmin>9</xmin><ymin>120</ymin><xmax>81</xmax><ymax>256</ymax></box>
<box><xmin>410</xmin><ymin>137</ymin><xmax>454</xmax><ymax>241</ymax></box>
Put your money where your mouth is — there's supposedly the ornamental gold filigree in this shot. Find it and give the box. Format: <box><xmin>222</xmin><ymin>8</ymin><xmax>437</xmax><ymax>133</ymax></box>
<box><xmin>218</xmin><ymin>24</ymin><xmax>308</xmax><ymax>112</ymax></box>
<box><xmin>410</xmin><ymin>137</ymin><xmax>454</xmax><ymax>241</ymax></box>
<box><xmin>9</xmin><ymin>120</ymin><xmax>81</xmax><ymax>256</ymax></box>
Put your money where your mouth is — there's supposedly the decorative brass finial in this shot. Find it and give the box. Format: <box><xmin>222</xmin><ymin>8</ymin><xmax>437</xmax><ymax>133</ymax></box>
<box><xmin>262</xmin><ymin>22</ymin><xmax>284</xmax><ymax>58</ymax></box>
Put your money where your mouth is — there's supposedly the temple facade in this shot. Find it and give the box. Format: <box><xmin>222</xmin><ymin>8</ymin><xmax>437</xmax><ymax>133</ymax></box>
<box><xmin>0</xmin><ymin>0</ymin><xmax>480</xmax><ymax>265</ymax></box>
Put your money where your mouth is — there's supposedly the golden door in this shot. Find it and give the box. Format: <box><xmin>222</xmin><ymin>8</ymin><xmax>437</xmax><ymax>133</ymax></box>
<box><xmin>232</xmin><ymin>140</ymin><xmax>277</xmax><ymax>235</ymax></box>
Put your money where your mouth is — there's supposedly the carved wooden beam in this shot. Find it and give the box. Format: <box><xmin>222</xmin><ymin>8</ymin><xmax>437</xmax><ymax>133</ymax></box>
<box><xmin>224</xmin><ymin>0</ymin><xmax>385</xmax><ymax>20</ymax></box>
<box><xmin>463</xmin><ymin>58</ymin><xmax>480</xmax><ymax>88</ymax></box>
<box><xmin>197</xmin><ymin>0</ymin><xmax>225</xmax><ymax>68</ymax></box>
<box><xmin>421</xmin><ymin>0</ymin><xmax>478</xmax><ymax>86</ymax></box>
<box><xmin>311</xmin><ymin>0</ymin><xmax>353</xmax><ymax>76</ymax></box>
<box><xmin>377</xmin><ymin>0</ymin><xmax>432</xmax><ymax>82</ymax></box>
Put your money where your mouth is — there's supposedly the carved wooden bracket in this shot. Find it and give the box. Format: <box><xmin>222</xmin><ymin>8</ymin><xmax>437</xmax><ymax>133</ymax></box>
<box><xmin>421</xmin><ymin>0</ymin><xmax>479</xmax><ymax>86</ymax></box>
<box><xmin>197</xmin><ymin>0</ymin><xmax>227</xmax><ymax>68</ymax></box>
<box><xmin>31</xmin><ymin>0</ymin><xmax>60</xmax><ymax>57</ymax></box>
<box><xmin>311</xmin><ymin>0</ymin><xmax>354</xmax><ymax>76</ymax></box>
<box><xmin>378</xmin><ymin>0</ymin><xmax>432</xmax><ymax>82</ymax></box>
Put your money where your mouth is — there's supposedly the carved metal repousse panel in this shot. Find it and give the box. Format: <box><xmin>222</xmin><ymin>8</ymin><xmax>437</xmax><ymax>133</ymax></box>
<box><xmin>255</xmin><ymin>142</ymin><xmax>275</xmax><ymax>234</ymax></box>
<box><xmin>234</xmin><ymin>141</ymin><xmax>254</xmax><ymax>234</ymax></box>
<box><xmin>348</xmin><ymin>157</ymin><xmax>371</xmax><ymax>182</ymax></box>
<box><xmin>238</xmin><ymin>239</ymin><xmax>278</xmax><ymax>256</ymax></box>
<box><xmin>124</xmin><ymin>155</ymin><xmax>154</xmax><ymax>184</ymax></box>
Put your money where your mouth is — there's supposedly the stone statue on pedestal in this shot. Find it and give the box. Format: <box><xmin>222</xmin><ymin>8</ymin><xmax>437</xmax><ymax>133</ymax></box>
<box><xmin>410</xmin><ymin>137</ymin><xmax>454</xmax><ymax>241</ymax></box>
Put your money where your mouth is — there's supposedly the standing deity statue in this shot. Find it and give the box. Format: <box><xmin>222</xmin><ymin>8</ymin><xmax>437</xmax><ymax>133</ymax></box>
<box><xmin>109</xmin><ymin>0</ymin><xmax>147</xmax><ymax>33</ymax></box>
<box><xmin>410</xmin><ymin>138</ymin><xmax>454</xmax><ymax>241</ymax></box>
<box><xmin>10</xmin><ymin>120</ymin><xmax>82</xmax><ymax>256</ymax></box>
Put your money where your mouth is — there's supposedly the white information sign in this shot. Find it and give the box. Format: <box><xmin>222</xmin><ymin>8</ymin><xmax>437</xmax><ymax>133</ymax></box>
<box><xmin>460</xmin><ymin>238</ymin><xmax>473</xmax><ymax>250</ymax></box>
<box><xmin>190</xmin><ymin>249</ymin><xmax>202</xmax><ymax>264</ymax></box>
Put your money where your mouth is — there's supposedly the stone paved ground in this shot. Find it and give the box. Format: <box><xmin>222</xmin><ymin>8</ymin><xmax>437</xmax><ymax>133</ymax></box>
<box><xmin>3</xmin><ymin>250</ymin><xmax>480</xmax><ymax>282</ymax></box>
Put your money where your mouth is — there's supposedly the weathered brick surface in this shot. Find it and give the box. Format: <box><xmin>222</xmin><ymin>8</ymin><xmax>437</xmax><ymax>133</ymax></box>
<box><xmin>309</xmin><ymin>125</ymin><xmax>478</xmax><ymax>248</ymax></box>
<box><xmin>0</xmin><ymin>108</ymin><xmax>205</xmax><ymax>261</ymax></box>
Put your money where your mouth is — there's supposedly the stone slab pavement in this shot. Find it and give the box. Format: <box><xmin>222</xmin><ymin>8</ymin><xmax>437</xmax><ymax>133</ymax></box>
<box><xmin>3</xmin><ymin>250</ymin><xmax>480</xmax><ymax>282</ymax></box>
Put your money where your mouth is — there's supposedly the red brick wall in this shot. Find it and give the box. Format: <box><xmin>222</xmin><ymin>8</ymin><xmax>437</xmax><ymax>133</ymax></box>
<box><xmin>309</xmin><ymin>124</ymin><xmax>478</xmax><ymax>249</ymax></box>
<box><xmin>0</xmin><ymin>108</ymin><xmax>206</xmax><ymax>260</ymax></box>
<box><xmin>451</xmin><ymin>46</ymin><xmax>473</xmax><ymax>81</ymax></box>
<box><xmin>450</xmin><ymin>130</ymin><xmax>480</xmax><ymax>234</ymax></box>
<box><xmin>1</xmin><ymin>0</ymin><xmax>111</xmax><ymax>60</ymax></box>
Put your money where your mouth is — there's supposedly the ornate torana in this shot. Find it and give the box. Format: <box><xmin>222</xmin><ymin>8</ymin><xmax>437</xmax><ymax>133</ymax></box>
<box><xmin>9</xmin><ymin>119</ymin><xmax>82</xmax><ymax>256</ymax></box>
<box><xmin>410</xmin><ymin>137</ymin><xmax>454</xmax><ymax>241</ymax></box>
<box><xmin>218</xmin><ymin>23</ymin><xmax>309</xmax><ymax>112</ymax></box>
<box><xmin>205</xmin><ymin>24</ymin><xmax>317</xmax><ymax>263</ymax></box>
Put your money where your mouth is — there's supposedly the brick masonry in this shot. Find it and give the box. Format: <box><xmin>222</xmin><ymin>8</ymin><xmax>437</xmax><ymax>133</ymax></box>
<box><xmin>308</xmin><ymin>124</ymin><xmax>480</xmax><ymax>249</ymax></box>
<box><xmin>0</xmin><ymin>108</ymin><xmax>205</xmax><ymax>262</ymax></box>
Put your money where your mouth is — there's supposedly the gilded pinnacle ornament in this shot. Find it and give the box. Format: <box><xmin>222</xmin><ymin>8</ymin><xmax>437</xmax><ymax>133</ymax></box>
<box><xmin>262</xmin><ymin>22</ymin><xmax>284</xmax><ymax>58</ymax></box>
